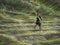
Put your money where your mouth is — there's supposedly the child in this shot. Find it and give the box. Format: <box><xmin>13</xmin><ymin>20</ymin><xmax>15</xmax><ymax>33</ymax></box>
<box><xmin>35</xmin><ymin>16</ymin><xmax>42</xmax><ymax>30</ymax></box>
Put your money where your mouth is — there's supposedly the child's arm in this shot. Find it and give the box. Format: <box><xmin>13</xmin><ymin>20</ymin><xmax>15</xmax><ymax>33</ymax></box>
<box><xmin>39</xmin><ymin>16</ymin><xmax>42</xmax><ymax>21</ymax></box>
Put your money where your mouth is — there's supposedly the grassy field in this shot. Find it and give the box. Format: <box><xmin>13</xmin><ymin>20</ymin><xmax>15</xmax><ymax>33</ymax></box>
<box><xmin>0</xmin><ymin>0</ymin><xmax>60</xmax><ymax>45</ymax></box>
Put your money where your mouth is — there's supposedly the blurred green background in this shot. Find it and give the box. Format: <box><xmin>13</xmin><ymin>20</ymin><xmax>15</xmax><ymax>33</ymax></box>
<box><xmin>0</xmin><ymin>0</ymin><xmax>60</xmax><ymax>45</ymax></box>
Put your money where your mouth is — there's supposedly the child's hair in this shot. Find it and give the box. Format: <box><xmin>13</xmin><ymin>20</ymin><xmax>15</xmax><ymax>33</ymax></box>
<box><xmin>36</xmin><ymin>9</ymin><xmax>41</xmax><ymax>13</ymax></box>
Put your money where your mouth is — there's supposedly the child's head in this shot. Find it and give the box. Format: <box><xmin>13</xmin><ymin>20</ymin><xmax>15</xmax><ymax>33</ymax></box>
<box><xmin>36</xmin><ymin>9</ymin><xmax>42</xmax><ymax>16</ymax></box>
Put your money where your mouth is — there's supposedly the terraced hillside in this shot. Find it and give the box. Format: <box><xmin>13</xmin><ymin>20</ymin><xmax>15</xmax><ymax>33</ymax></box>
<box><xmin>0</xmin><ymin>0</ymin><xmax>60</xmax><ymax>45</ymax></box>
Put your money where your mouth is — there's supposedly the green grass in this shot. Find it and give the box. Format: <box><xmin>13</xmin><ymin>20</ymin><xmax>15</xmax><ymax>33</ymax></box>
<box><xmin>0</xmin><ymin>0</ymin><xmax>60</xmax><ymax>45</ymax></box>
<box><xmin>0</xmin><ymin>34</ymin><xmax>25</xmax><ymax>45</ymax></box>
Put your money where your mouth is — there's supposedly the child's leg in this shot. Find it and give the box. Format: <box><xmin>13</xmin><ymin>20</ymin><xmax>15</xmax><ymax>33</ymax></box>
<box><xmin>34</xmin><ymin>24</ymin><xmax>37</xmax><ymax>28</ymax></box>
<box><xmin>39</xmin><ymin>23</ymin><xmax>41</xmax><ymax>30</ymax></box>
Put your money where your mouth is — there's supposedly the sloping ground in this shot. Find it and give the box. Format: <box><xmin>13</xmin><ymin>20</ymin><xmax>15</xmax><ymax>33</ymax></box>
<box><xmin>0</xmin><ymin>10</ymin><xmax>60</xmax><ymax>45</ymax></box>
<box><xmin>0</xmin><ymin>34</ymin><xmax>24</xmax><ymax>45</ymax></box>
<box><xmin>0</xmin><ymin>0</ymin><xmax>60</xmax><ymax>45</ymax></box>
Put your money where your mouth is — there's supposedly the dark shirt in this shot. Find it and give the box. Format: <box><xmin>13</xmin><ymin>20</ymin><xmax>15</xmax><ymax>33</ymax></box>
<box><xmin>36</xmin><ymin>17</ymin><xmax>40</xmax><ymax>22</ymax></box>
<box><xmin>36</xmin><ymin>17</ymin><xmax>41</xmax><ymax>25</ymax></box>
